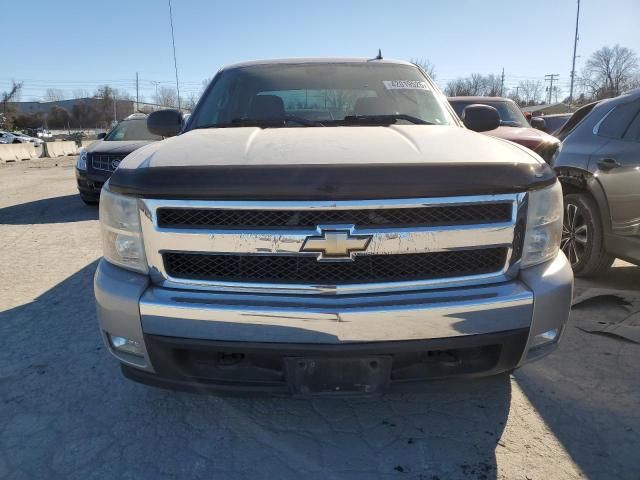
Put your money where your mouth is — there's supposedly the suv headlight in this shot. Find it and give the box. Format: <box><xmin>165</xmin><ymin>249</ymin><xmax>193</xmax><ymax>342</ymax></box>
<box><xmin>521</xmin><ymin>180</ymin><xmax>563</xmax><ymax>268</ymax></box>
<box><xmin>99</xmin><ymin>185</ymin><xmax>148</xmax><ymax>274</ymax></box>
<box><xmin>76</xmin><ymin>149</ymin><xmax>88</xmax><ymax>170</ymax></box>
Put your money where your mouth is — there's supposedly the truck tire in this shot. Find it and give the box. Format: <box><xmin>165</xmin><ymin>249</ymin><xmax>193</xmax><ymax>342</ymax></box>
<box><xmin>561</xmin><ymin>193</ymin><xmax>614</xmax><ymax>277</ymax></box>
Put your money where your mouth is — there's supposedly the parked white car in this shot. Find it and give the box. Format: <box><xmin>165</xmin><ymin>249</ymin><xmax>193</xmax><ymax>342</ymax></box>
<box><xmin>12</xmin><ymin>132</ymin><xmax>44</xmax><ymax>145</ymax></box>
<box><xmin>0</xmin><ymin>131</ymin><xmax>21</xmax><ymax>144</ymax></box>
<box><xmin>36</xmin><ymin>128</ymin><xmax>53</xmax><ymax>139</ymax></box>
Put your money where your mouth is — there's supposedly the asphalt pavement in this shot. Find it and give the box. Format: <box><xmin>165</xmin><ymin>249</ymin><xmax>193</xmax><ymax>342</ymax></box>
<box><xmin>1</xmin><ymin>157</ymin><xmax>638</xmax><ymax>480</ymax></box>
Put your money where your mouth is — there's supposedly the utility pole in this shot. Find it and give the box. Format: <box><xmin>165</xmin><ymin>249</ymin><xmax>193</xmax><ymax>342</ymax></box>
<box><xmin>545</xmin><ymin>74</ymin><xmax>560</xmax><ymax>104</ymax></box>
<box><xmin>569</xmin><ymin>0</ymin><xmax>581</xmax><ymax>104</ymax></box>
<box><xmin>150</xmin><ymin>81</ymin><xmax>160</xmax><ymax>103</ymax></box>
<box><xmin>136</xmin><ymin>72</ymin><xmax>139</xmax><ymax>112</ymax></box>
<box><xmin>500</xmin><ymin>68</ymin><xmax>505</xmax><ymax>96</ymax></box>
<box><xmin>514</xmin><ymin>86</ymin><xmax>522</xmax><ymax>102</ymax></box>
<box><xmin>168</xmin><ymin>0</ymin><xmax>181</xmax><ymax>110</ymax></box>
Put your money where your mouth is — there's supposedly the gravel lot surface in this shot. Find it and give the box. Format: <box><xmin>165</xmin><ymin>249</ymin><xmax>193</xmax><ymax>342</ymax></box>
<box><xmin>1</xmin><ymin>157</ymin><xmax>639</xmax><ymax>479</ymax></box>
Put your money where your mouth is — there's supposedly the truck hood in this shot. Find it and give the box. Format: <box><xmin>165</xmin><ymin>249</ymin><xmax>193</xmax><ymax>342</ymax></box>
<box><xmin>120</xmin><ymin>125</ymin><xmax>542</xmax><ymax>169</ymax></box>
<box><xmin>85</xmin><ymin>139</ymin><xmax>154</xmax><ymax>155</ymax></box>
<box><xmin>482</xmin><ymin>126</ymin><xmax>558</xmax><ymax>151</ymax></box>
<box><xmin>110</xmin><ymin>126</ymin><xmax>555</xmax><ymax>200</ymax></box>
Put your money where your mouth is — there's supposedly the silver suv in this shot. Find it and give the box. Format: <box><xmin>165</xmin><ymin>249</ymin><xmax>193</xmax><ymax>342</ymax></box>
<box><xmin>94</xmin><ymin>58</ymin><xmax>573</xmax><ymax>395</ymax></box>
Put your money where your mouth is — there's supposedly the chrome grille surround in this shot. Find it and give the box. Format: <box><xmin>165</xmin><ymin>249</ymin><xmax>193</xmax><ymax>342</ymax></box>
<box><xmin>139</xmin><ymin>194</ymin><xmax>527</xmax><ymax>295</ymax></box>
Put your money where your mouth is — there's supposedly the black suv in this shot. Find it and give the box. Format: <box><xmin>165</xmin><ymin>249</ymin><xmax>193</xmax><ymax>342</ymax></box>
<box><xmin>75</xmin><ymin>113</ymin><xmax>161</xmax><ymax>204</ymax></box>
<box><xmin>554</xmin><ymin>89</ymin><xmax>640</xmax><ymax>276</ymax></box>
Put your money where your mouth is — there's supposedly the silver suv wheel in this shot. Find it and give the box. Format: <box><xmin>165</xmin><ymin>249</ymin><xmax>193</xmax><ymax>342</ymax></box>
<box><xmin>561</xmin><ymin>203</ymin><xmax>588</xmax><ymax>266</ymax></box>
<box><xmin>561</xmin><ymin>193</ymin><xmax>614</xmax><ymax>277</ymax></box>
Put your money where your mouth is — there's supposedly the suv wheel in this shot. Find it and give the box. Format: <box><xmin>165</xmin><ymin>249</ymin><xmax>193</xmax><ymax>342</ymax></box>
<box><xmin>561</xmin><ymin>193</ymin><xmax>614</xmax><ymax>277</ymax></box>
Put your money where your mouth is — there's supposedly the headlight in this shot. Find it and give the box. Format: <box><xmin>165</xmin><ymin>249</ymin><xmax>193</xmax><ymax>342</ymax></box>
<box><xmin>99</xmin><ymin>185</ymin><xmax>148</xmax><ymax>274</ymax></box>
<box><xmin>521</xmin><ymin>181</ymin><xmax>563</xmax><ymax>268</ymax></box>
<box><xmin>76</xmin><ymin>149</ymin><xmax>88</xmax><ymax>170</ymax></box>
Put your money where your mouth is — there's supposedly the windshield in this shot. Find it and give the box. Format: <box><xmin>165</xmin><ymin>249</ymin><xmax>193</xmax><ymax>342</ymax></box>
<box><xmin>104</xmin><ymin>118</ymin><xmax>161</xmax><ymax>141</ymax></box>
<box><xmin>450</xmin><ymin>99</ymin><xmax>529</xmax><ymax>127</ymax></box>
<box><xmin>190</xmin><ymin>63</ymin><xmax>454</xmax><ymax>128</ymax></box>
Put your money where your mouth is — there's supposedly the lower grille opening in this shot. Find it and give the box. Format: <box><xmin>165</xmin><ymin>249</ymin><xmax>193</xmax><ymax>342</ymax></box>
<box><xmin>149</xmin><ymin>342</ymin><xmax>502</xmax><ymax>385</ymax></box>
<box><xmin>163</xmin><ymin>248</ymin><xmax>507</xmax><ymax>285</ymax></box>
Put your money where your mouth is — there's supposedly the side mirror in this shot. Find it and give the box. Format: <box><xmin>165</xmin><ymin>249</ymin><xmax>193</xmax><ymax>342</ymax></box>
<box><xmin>531</xmin><ymin>117</ymin><xmax>547</xmax><ymax>131</ymax></box>
<box><xmin>462</xmin><ymin>104</ymin><xmax>500</xmax><ymax>132</ymax></box>
<box><xmin>97</xmin><ymin>132</ymin><xmax>107</xmax><ymax>140</ymax></box>
<box><xmin>148</xmin><ymin>109</ymin><xmax>183</xmax><ymax>137</ymax></box>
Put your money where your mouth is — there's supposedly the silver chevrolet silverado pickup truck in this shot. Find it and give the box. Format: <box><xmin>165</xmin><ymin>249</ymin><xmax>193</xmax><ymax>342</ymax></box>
<box><xmin>95</xmin><ymin>58</ymin><xmax>573</xmax><ymax>395</ymax></box>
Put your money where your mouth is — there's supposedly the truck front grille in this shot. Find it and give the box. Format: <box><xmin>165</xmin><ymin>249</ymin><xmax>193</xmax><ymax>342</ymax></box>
<box><xmin>140</xmin><ymin>194</ymin><xmax>522</xmax><ymax>294</ymax></box>
<box><xmin>90</xmin><ymin>153</ymin><xmax>127</xmax><ymax>172</ymax></box>
<box><xmin>163</xmin><ymin>248</ymin><xmax>507</xmax><ymax>285</ymax></box>
<box><xmin>157</xmin><ymin>203</ymin><xmax>512</xmax><ymax>229</ymax></box>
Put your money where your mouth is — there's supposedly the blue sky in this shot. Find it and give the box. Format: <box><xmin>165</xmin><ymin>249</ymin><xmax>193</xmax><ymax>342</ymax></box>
<box><xmin>3</xmin><ymin>0</ymin><xmax>639</xmax><ymax>102</ymax></box>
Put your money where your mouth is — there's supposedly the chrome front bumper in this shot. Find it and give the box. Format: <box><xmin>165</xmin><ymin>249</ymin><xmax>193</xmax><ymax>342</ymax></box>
<box><xmin>95</xmin><ymin>253</ymin><xmax>573</xmax><ymax>375</ymax></box>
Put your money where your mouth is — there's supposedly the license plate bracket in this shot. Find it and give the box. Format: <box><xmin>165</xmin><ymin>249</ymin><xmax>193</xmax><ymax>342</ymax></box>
<box><xmin>284</xmin><ymin>356</ymin><xmax>392</xmax><ymax>395</ymax></box>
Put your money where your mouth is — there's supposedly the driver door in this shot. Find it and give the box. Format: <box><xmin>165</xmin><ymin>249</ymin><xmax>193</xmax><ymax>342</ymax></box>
<box><xmin>589</xmin><ymin>98</ymin><xmax>640</xmax><ymax>261</ymax></box>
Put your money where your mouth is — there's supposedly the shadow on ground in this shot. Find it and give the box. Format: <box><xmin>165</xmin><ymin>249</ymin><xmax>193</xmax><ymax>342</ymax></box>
<box><xmin>0</xmin><ymin>194</ymin><xmax>97</xmax><ymax>225</ymax></box>
<box><xmin>574</xmin><ymin>261</ymin><xmax>640</xmax><ymax>294</ymax></box>
<box><xmin>0</xmin><ymin>261</ymin><xmax>512</xmax><ymax>479</ymax></box>
<box><xmin>514</xmin><ymin>296</ymin><xmax>640</xmax><ymax>480</ymax></box>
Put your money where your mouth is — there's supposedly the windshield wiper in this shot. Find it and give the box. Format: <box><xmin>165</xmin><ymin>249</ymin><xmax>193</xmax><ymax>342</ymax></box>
<box><xmin>342</xmin><ymin>114</ymin><xmax>432</xmax><ymax>125</ymax></box>
<box><xmin>192</xmin><ymin>116</ymin><xmax>324</xmax><ymax>129</ymax></box>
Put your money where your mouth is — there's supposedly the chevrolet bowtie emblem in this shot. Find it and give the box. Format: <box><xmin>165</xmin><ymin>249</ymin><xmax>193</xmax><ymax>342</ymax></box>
<box><xmin>300</xmin><ymin>228</ymin><xmax>372</xmax><ymax>261</ymax></box>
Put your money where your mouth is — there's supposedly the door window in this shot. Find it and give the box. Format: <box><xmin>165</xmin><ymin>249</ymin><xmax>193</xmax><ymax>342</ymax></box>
<box><xmin>622</xmin><ymin>110</ymin><xmax>640</xmax><ymax>142</ymax></box>
<box><xmin>597</xmin><ymin>100</ymin><xmax>640</xmax><ymax>139</ymax></box>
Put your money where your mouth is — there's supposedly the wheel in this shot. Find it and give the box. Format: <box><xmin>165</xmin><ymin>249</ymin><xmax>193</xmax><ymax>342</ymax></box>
<box><xmin>561</xmin><ymin>193</ymin><xmax>614</xmax><ymax>277</ymax></box>
<box><xmin>80</xmin><ymin>193</ymin><xmax>99</xmax><ymax>205</ymax></box>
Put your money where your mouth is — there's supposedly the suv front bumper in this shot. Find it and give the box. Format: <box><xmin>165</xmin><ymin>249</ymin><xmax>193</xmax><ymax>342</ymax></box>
<box><xmin>94</xmin><ymin>253</ymin><xmax>573</xmax><ymax>394</ymax></box>
<box><xmin>76</xmin><ymin>168</ymin><xmax>108</xmax><ymax>200</ymax></box>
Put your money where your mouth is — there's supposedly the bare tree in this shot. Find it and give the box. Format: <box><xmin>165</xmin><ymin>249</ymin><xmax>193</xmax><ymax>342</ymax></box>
<box><xmin>445</xmin><ymin>73</ymin><xmax>503</xmax><ymax>97</ymax></box>
<box><xmin>581</xmin><ymin>44</ymin><xmax>639</xmax><ymax>99</ymax></box>
<box><xmin>44</xmin><ymin>88</ymin><xmax>66</xmax><ymax>102</ymax></box>
<box><xmin>410</xmin><ymin>58</ymin><xmax>436</xmax><ymax>80</ymax></box>
<box><xmin>183</xmin><ymin>92</ymin><xmax>199</xmax><ymax>111</ymax></box>
<box><xmin>516</xmin><ymin>80</ymin><xmax>544</xmax><ymax>105</ymax></box>
<box><xmin>154</xmin><ymin>86</ymin><xmax>178</xmax><ymax>107</ymax></box>
<box><xmin>2</xmin><ymin>80</ymin><xmax>23</xmax><ymax>112</ymax></box>
<box><xmin>445</xmin><ymin>78</ymin><xmax>473</xmax><ymax>96</ymax></box>
<box><xmin>483</xmin><ymin>74</ymin><xmax>502</xmax><ymax>97</ymax></box>
<box><xmin>0</xmin><ymin>81</ymin><xmax>23</xmax><ymax>129</ymax></box>
<box><xmin>72</xmin><ymin>88</ymin><xmax>91</xmax><ymax>99</ymax></box>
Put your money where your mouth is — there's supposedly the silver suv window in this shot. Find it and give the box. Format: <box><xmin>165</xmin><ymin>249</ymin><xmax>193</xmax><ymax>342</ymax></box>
<box><xmin>595</xmin><ymin>100</ymin><xmax>640</xmax><ymax>139</ymax></box>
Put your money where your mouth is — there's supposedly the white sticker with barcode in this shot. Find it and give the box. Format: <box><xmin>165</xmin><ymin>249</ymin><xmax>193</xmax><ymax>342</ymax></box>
<box><xmin>383</xmin><ymin>80</ymin><xmax>430</xmax><ymax>90</ymax></box>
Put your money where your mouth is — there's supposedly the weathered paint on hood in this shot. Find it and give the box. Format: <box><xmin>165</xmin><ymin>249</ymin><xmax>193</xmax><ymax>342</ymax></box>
<box><xmin>118</xmin><ymin>125</ymin><xmax>543</xmax><ymax>170</ymax></box>
<box><xmin>109</xmin><ymin>125</ymin><xmax>555</xmax><ymax>200</ymax></box>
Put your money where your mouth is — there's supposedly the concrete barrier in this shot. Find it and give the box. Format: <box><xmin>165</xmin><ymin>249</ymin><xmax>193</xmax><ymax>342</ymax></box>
<box><xmin>80</xmin><ymin>140</ymin><xmax>96</xmax><ymax>149</ymax></box>
<box><xmin>0</xmin><ymin>143</ymin><xmax>38</xmax><ymax>163</ymax></box>
<box><xmin>44</xmin><ymin>141</ymin><xmax>78</xmax><ymax>158</ymax></box>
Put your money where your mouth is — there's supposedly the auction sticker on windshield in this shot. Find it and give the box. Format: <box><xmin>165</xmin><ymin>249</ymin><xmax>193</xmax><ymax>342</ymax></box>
<box><xmin>383</xmin><ymin>80</ymin><xmax>430</xmax><ymax>90</ymax></box>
